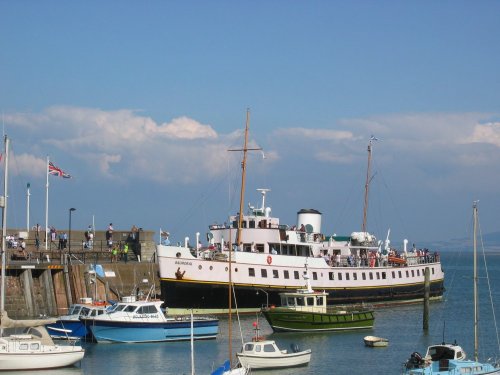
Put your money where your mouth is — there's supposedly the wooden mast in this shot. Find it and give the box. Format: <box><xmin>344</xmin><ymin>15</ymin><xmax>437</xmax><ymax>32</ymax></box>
<box><xmin>227</xmin><ymin>109</ymin><xmax>260</xmax><ymax>369</ymax></box>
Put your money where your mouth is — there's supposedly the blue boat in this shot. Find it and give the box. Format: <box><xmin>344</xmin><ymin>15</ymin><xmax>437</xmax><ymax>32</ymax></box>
<box><xmin>46</xmin><ymin>299</ymin><xmax>109</xmax><ymax>340</ymax></box>
<box><xmin>81</xmin><ymin>298</ymin><xmax>219</xmax><ymax>343</ymax></box>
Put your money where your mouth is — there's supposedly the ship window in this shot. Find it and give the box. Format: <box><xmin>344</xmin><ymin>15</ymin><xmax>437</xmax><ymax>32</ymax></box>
<box><xmin>210</xmin><ymin>266</ymin><xmax>213</xmax><ymax>270</ymax></box>
<box><xmin>235</xmin><ymin>268</ymin><xmax>238</xmax><ymax>272</ymax></box>
<box><xmin>306</xmin><ymin>297</ymin><xmax>315</xmax><ymax>306</ymax></box>
<box><xmin>406</xmin><ymin>270</ymin><xmax>409</xmax><ymax>277</ymax></box>
<box><xmin>329</xmin><ymin>272</ymin><xmax>334</xmax><ymax>280</ymax></box>
<box><xmin>392</xmin><ymin>271</ymin><xmax>395</xmax><ymax>278</ymax></box>
<box><xmin>312</xmin><ymin>272</ymin><xmax>318</xmax><ymax>280</ymax></box>
<box><xmin>124</xmin><ymin>305</ymin><xmax>136</xmax><ymax>312</ymax></box>
<box><xmin>417</xmin><ymin>270</ymin><xmax>420</xmax><ymax>276</ymax></box>
<box><xmin>249</xmin><ymin>220</ymin><xmax>255</xmax><ymax>228</ymax></box>
<box><xmin>287</xmin><ymin>297</ymin><xmax>295</xmax><ymax>306</ymax></box>
<box><xmin>244</xmin><ymin>343</ymin><xmax>254</xmax><ymax>351</ymax></box>
<box><xmin>346</xmin><ymin>273</ymin><xmax>350</xmax><ymax>280</ymax></box>
<box><xmin>338</xmin><ymin>273</ymin><xmax>342</xmax><ymax>280</ymax></box>
<box><xmin>198</xmin><ymin>265</ymin><xmax>202</xmax><ymax>270</ymax></box>
<box><xmin>20</xmin><ymin>343</ymin><xmax>28</xmax><ymax>350</ymax></box>
<box><xmin>398</xmin><ymin>271</ymin><xmax>402</xmax><ymax>278</ymax></box>
<box><xmin>264</xmin><ymin>344</ymin><xmax>275</xmax><ymax>353</ymax></box>
<box><xmin>294</xmin><ymin>271</ymin><xmax>300</xmax><ymax>279</ymax></box>
<box><xmin>296</xmin><ymin>297</ymin><xmax>305</xmax><ymax>306</ymax></box>
<box><xmin>30</xmin><ymin>343</ymin><xmax>40</xmax><ymax>350</ymax></box>
<box><xmin>362</xmin><ymin>272</ymin><xmax>366</xmax><ymax>280</ymax></box>
<box><xmin>273</xmin><ymin>270</ymin><xmax>279</xmax><ymax>278</ymax></box>
<box><xmin>411</xmin><ymin>270</ymin><xmax>415</xmax><ymax>277</ymax></box>
<box><xmin>249</xmin><ymin>268</ymin><xmax>255</xmax><ymax>277</ymax></box>
<box><xmin>261</xmin><ymin>269</ymin><xmax>268</xmax><ymax>278</ymax></box>
<box><xmin>353</xmin><ymin>272</ymin><xmax>357</xmax><ymax>280</ymax></box>
<box><xmin>369</xmin><ymin>273</ymin><xmax>373</xmax><ymax>280</ymax></box>
<box><xmin>432</xmin><ymin>268</ymin><xmax>435</xmax><ymax>274</ymax></box>
<box><xmin>255</xmin><ymin>345</ymin><xmax>261</xmax><ymax>352</ymax></box>
<box><xmin>256</xmin><ymin>244</ymin><xmax>264</xmax><ymax>253</ymax></box>
<box><xmin>376</xmin><ymin>272</ymin><xmax>380</xmax><ymax>280</ymax></box>
<box><xmin>284</xmin><ymin>270</ymin><xmax>289</xmax><ymax>279</ymax></box>
<box><xmin>382</xmin><ymin>272</ymin><xmax>386</xmax><ymax>279</ymax></box>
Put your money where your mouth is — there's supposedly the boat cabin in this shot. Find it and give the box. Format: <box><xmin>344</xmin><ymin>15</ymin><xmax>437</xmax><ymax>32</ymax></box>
<box><xmin>242</xmin><ymin>340</ymin><xmax>287</xmax><ymax>356</ymax></box>
<box><xmin>425</xmin><ymin>344</ymin><xmax>466</xmax><ymax>361</ymax></box>
<box><xmin>279</xmin><ymin>290</ymin><xmax>328</xmax><ymax>314</ymax></box>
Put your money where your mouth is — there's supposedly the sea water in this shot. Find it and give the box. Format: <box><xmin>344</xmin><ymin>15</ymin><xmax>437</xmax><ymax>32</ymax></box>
<box><xmin>27</xmin><ymin>250</ymin><xmax>500</xmax><ymax>375</ymax></box>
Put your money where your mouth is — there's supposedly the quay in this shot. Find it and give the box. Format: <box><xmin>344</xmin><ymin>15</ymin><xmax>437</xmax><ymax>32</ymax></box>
<box><xmin>1</xmin><ymin>227</ymin><xmax>160</xmax><ymax>318</ymax></box>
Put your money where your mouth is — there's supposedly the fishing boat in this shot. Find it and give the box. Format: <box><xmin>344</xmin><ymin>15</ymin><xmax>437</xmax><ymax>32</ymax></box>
<box><xmin>261</xmin><ymin>264</ymin><xmax>374</xmax><ymax>332</ymax></box>
<box><xmin>157</xmin><ymin>136</ymin><xmax>445</xmax><ymax>315</ymax></box>
<box><xmin>81</xmin><ymin>296</ymin><xmax>219</xmax><ymax>343</ymax></box>
<box><xmin>0</xmin><ymin>136</ymin><xmax>85</xmax><ymax>370</ymax></box>
<box><xmin>363</xmin><ymin>335</ymin><xmax>389</xmax><ymax>347</ymax></box>
<box><xmin>46</xmin><ymin>298</ymin><xmax>109</xmax><ymax>340</ymax></box>
<box><xmin>402</xmin><ymin>202</ymin><xmax>500</xmax><ymax>375</ymax></box>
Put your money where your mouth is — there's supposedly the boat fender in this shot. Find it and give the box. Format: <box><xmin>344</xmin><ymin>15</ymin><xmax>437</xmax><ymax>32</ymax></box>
<box><xmin>267</xmin><ymin>255</ymin><xmax>272</xmax><ymax>265</ymax></box>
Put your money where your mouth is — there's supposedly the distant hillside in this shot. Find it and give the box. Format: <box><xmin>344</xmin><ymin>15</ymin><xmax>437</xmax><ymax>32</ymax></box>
<box><xmin>417</xmin><ymin>231</ymin><xmax>500</xmax><ymax>252</ymax></box>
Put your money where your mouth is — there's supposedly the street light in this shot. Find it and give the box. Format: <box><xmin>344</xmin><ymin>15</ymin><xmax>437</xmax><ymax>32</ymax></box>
<box><xmin>256</xmin><ymin>288</ymin><xmax>269</xmax><ymax>308</ymax></box>
<box><xmin>68</xmin><ymin>208</ymin><xmax>76</xmax><ymax>258</ymax></box>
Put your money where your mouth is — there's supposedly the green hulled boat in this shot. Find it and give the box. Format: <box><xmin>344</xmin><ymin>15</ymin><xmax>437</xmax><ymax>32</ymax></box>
<box><xmin>261</xmin><ymin>269</ymin><xmax>375</xmax><ymax>332</ymax></box>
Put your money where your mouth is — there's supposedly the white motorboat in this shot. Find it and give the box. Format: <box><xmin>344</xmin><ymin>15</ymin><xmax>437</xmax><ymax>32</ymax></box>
<box><xmin>363</xmin><ymin>335</ymin><xmax>389</xmax><ymax>347</ymax></box>
<box><xmin>237</xmin><ymin>340</ymin><xmax>311</xmax><ymax>369</ymax></box>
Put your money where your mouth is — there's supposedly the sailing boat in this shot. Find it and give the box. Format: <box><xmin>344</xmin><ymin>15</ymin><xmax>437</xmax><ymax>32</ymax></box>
<box><xmin>402</xmin><ymin>201</ymin><xmax>500</xmax><ymax>375</ymax></box>
<box><xmin>0</xmin><ymin>136</ymin><xmax>85</xmax><ymax>370</ymax></box>
<box><xmin>211</xmin><ymin>111</ymin><xmax>253</xmax><ymax>375</ymax></box>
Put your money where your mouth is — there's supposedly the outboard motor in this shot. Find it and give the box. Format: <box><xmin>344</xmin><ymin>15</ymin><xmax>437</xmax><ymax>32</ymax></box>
<box><xmin>405</xmin><ymin>352</ymin><xmax>423</xmax><ymax>369</ymax></box>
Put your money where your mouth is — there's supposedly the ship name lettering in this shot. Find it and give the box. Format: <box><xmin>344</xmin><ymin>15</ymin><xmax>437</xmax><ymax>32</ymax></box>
<box><xmin>175</xmin><ymin>261</ymin><xmax>192</xmax><ymax>266</ymax></box>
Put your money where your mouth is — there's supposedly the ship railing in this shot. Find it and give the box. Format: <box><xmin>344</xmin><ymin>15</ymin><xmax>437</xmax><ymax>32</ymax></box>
<box><xmin>326</xmin><ymin>253</ymin><xmax>440</xmax><ymax>268</ymax></box>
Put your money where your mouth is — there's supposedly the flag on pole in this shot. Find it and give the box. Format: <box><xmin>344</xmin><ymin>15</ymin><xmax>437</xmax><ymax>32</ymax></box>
<box><xmin>48</xmin><ymin>161</ymin><xmax>72</xmax><ymax>178</ymax></box>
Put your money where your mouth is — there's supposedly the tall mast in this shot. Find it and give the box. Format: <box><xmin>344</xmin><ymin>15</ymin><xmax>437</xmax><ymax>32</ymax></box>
<box><xmin>237</xmin><ymin>110</ymin><xmax>250</xmax><ymax>245</ymax></box>
<box><xmin>473</xmin><ymin>200</ymin><xmax>479</xmax><ymax>362</ymax></box>
<box><xmin>1</xmin><ymin>136</ymin><xmax>9</xmax><ymax>316</ymax></box>
<box><xmin>362</xmin><ymin>137</ymin><xmax>375</xmax><ymax>232</ymax></box>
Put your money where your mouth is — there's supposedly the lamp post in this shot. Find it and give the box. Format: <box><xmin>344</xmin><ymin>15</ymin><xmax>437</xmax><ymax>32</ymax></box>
<box><xmin>68</xmin><ymin>208</ymin><xmax>76</xmax><ymax>259</ymax></box>
<box><xmin>256</xmin><ymin>288</ymin><xmax>269</xmax><ymax>308</ymax></box>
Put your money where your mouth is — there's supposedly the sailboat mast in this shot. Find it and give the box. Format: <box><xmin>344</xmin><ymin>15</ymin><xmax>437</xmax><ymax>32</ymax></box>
<box><xmin>236</xmin><ymin>109</ymin><xmax>250</xmax><ymax>245</ymax></box>
<box><xmin>473</xmin><ymin>201</ymin><xmax>479</xmax><ymax>362</ymax></box>
<box><xmin>362</xmin><ymin>138</ymin><xmax>373</xmax><ymax>233</ymax></box>
<box><xmin>1</xmin><ymin>136</ymin><xmax>9</xmax><ymax>315</ymax></box>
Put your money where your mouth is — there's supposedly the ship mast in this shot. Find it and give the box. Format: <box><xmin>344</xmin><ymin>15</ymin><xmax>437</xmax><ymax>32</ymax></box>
<box><xmin>362</xmin><ymin>137</ymin><xmax>376</xmax><ymax>233</ymax></box>
<box><xmin>473</xmin><ymin>201</ymin><xmax>478</xmax><ymax>361</ymax></box>
<box><xmin>227</xmin><ymin>109</ymin><xmax>261</xmax><ymax>368</ymax></box>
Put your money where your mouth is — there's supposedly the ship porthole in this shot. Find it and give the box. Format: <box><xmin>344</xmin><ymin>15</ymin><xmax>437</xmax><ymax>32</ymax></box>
<box><xmin>198</xmin><ymin>265</ymin><xmax>202</xmax><ymax>270</ymax></box>
<box><xmin>235</xmin><ymin>268</ymin><xmax>238</xmax><ymax>272</ymax></box>
<box><xmin>225</xmin><ymin>267</ymin><xmax>228</xmax><ymax>271</ymax></box>
<box><xmin>176</xmin><ymin>252</ymin><xmax>181</xmax><ymax>258</ymax></box>
<box><xmin>209</xmin><ymin>266</ymin><xmax>213</xmax><ymax>270</ymax></box>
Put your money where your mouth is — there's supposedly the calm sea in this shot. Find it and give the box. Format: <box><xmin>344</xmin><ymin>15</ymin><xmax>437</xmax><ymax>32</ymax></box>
<box><xmin>15</xmin><ymin>250</ymin><xmax>500</xmax><ymax>375</ymax></box>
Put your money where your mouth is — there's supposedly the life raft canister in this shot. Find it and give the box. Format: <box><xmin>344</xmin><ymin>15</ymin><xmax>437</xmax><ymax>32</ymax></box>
<box><xmin>267</xmin><ymin>255</ymin><xmax>272</xmax><ymax>265</ymax></box>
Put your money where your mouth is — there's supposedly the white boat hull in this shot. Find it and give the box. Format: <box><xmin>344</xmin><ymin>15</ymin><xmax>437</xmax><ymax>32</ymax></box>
<box><xmin>237</xmin><ymin>350</ymin><xmax>311</xmax><ymax>369</ymax></box>
<box><xmin>0</xmin><ymin>349</ymin><xmax>85</xmax><ymax>370</ymax></box>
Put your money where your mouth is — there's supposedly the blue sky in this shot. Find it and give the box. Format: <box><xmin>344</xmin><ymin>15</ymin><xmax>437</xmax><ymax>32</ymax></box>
<box><xmin>1</xmin><ymin>1</ymin><xmax>499</xmax><ymax>244</ymax></box>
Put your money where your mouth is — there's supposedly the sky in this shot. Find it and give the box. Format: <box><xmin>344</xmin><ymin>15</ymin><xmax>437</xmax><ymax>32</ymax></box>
<box><xmin>1</xmin><ymin>1</ymin><xmax>499</xmax><ymax>245</ymax></box>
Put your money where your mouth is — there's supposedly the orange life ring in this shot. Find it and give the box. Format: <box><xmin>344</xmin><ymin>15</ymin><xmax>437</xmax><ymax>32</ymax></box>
<box><xmin>267</xmin><ymin>255</ymin><xmax>272</xmax><ymax>265</ymax></box>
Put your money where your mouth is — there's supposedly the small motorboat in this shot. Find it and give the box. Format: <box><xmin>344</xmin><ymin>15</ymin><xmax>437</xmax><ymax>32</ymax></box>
<box><xmin>364</xmin><ymin>335</ymin><xmax>389</xmax><ymax>347</ymax></box>
<box><xmin>237</xmin><ymin>340</ymin><xmax>311</xmax><ymax>369</ymax></box>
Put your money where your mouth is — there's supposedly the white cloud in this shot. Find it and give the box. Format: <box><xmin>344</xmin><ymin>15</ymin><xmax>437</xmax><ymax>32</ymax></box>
<box><xmin>463</xmin><ymin>122</ymin><xmax>500</xmax><ymax>147</ymax></box>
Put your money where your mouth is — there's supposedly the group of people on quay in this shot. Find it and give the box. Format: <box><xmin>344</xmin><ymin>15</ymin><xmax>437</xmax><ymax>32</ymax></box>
<box><xmin>7</xmin><ymin>223</ymin><xmax>144</xmax><ymax>264</ymax></box>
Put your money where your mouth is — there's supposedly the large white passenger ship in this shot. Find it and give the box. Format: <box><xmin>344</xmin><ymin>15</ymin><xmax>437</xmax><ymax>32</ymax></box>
<box><xmin>157</xmin><ymin>188</ymin><xmax>445</xmax><ymax>314</ymax></box>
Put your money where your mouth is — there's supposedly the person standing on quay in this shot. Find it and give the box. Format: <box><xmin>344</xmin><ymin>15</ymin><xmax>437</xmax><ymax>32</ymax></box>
<box><xmin>122</xmin><ymin>243</ymin><xmax>129</xmax><ymax>263</ymax></box>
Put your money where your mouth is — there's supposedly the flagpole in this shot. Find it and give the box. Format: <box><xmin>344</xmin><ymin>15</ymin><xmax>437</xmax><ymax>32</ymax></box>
<box><xmin>26</xmin><ymin>182</ymin><xmax>30</xmax><ymax>233</ymax></box>
<box><xmin>45</xmin><ymin>156</ymin><xmax>49</xmax><ymax>250</ymax></box>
